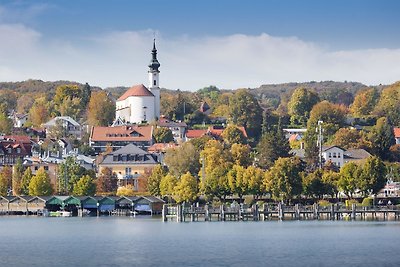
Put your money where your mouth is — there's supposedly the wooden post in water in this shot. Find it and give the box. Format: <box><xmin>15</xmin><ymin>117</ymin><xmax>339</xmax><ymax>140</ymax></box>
<box><xmin>278</xmin><ymin>203</ymin><xmax>283</xmax><ymax>220</ymax></box>
<box><xmin>295</xmin><ymin>204</ymin><xmax>300</xmax><ymax>220</ymax></box>
<box><xmin>261</xmin><ymin>203</ymin><xmax>266</xmax><ymax>221</ymax></box>
<box><xmin>330</xmin><ymin>204</ymin><xmax>335</xmax><ymax>220</ymax></box>
<box><xmin>191</xmin><ymin>204</ymin><xmax>195</xmax><ymax>222</ymax></box>
<box><xmin>162</xmin><ymin>204</ymin><xmax>168</xmax><ymax>221</ymax></box>
<box><xmin>253</xmin><ymin>204</ymin><xmax>259</xmax><ymax>221</ymax></box>
<box><xmin>351</xmin><ymin>203</ymin><xmax>356</xmax><ymax>220</ymax></box>
<box><xmin>313</xmin><ymin>203</ymin><xmax>319</xmax><ymax>220</ymax></box>
<box><xmin>204</xmin><ymin>204</ymin><xmax>209</xmax><ymax>221</ymax></box>
<box><xmin>220</xmin><ymin>205</ymin><xmax>225</xmax><ymax>221</ymax></box>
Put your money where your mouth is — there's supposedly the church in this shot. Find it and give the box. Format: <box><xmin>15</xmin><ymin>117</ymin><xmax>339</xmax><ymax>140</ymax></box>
<box><xmin>115</xmin><ymin>40</ymin><xmax>161</xmax><ymax>124</ymax></box>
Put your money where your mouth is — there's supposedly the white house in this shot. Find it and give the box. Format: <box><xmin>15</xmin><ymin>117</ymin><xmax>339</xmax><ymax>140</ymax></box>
<box><xmin>43</xmin><ymin>116</ymin><xmax>82</xmax><ymax>139</ymax></box>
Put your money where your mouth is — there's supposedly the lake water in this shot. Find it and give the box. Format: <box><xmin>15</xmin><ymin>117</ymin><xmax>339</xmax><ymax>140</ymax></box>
<box><xmin>0</xmin><ymin>216</ymin><xmax>400</xmax><ymax>267</ymax></box>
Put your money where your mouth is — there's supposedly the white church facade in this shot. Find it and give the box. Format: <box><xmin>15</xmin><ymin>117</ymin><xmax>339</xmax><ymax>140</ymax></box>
<box><xmin>115</xmin><ymin>40</ymin><xmax>161</xmax><ymax>124</ymax></box>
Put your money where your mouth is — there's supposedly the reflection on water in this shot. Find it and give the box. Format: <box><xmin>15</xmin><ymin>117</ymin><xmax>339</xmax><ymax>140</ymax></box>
<box><xmin>0</xmin><ymin>216</ymin><xmax>400</xmax><ymax>267</ymax></box>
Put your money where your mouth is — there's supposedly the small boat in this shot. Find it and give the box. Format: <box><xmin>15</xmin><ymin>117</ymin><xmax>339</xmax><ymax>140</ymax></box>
<box><xmin>49</xmin><ymin>211</ymin><xmax>72</xmax><ymax>217</ymax></box>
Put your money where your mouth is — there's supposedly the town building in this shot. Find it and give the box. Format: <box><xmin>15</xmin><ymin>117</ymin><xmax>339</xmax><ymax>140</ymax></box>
<box><xmin>115</xmin><ymin>40</ymin><xmax>161</xmax><ymax>124</ymax></box>
<box><xmin>157</xmin><ymin>117</ymin><xmax>187</xmax><ymax>142</ymax></box>
<box><xmin>43</xmin><ymin>116</ymin><xmax>82</xmax><ymax>139</ymax></box>
<box><xmin>97</xmin><ymin>144</ymin><xmax>159</xmax><ymax>191</ymax></box>
<box><xmin>89</xmin><ymin>125</ymin><xmax>153</xmax><ymax>154</ymax></box>
<box><xmin>0</xmin><ymin>135</ymin><xmax>32</xmax><ymax>166</ymax></box>
<box><xmin>394</xmin><ymin>127</ymin><xmax>400</xmax><ymax>145</ymax></box>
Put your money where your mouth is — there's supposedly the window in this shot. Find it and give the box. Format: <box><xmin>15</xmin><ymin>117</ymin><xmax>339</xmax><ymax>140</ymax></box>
<box><xmin>338</xmin><ymin>153</ymin><xmax>341</xmax><ymax>158</ymax></box>
<box><xmin>333</xmin><ymin>152</ymin><xmax>337</xmax><ymax>158</ymax></box>
<box><xmin>16</xmin><ymin>148</ymin><xmax>21</xmax><ymax>154</ymax></box>
<box><xmin>328</xmin><ymin>152</ymin><xmax>332</xmax><ymax>158</ymax></box>
<box><xmin>125</xmin><ymin>167</ymin><xmax>131</xmax><ymax>175</ymax></box>
<box><xmin>154</xmin><ymin>80</ymin><xmax>156</xmax><ymax>86</ymax></box>
<box><xmin>44</xmin><ymin>166</ymin><xmax>49</xmax><ymax>171</ymax></box>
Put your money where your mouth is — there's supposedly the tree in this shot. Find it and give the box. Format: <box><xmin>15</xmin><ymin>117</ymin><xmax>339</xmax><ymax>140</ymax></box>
<box><xmin>338</xmin><ymin>162</ymin><xmax>360</xmax><ymax>198</ymax></box>
<box><xmin>368</xmin><ymin>117</ymin><xmax>395</xmax><ymax>160</ymax></box>
<box><xmin>227</xmin><ymin>165</ymin><xmax>247</xmax><ymax>202</ymax></box>
<box><xmin>264</xmin><ymin>157</ymin><xmax>303</xmax><ymax>203</ymax></box>
<box><xmin>350</xmin><ymin>87</ymin><xmax>378</xmax><ymax>117</ymax></box>
<box><xmin>199</xmin><ymin>165</ymin><xmax>230</xmax><ymax>201</ymax></box>
<box><xmin>0</xmin><ymin>110</ymin><xmax>13</xmax><ymax>134</ymax></box>
<box><xmin>0</xmin><ymin>167</ymin><xmax>12</xmax><ymax>196</ymax></box>
<box><xmin>147</xmin><ymin>165</ymin><xmax>166</xmax><ymax>196</ymax></box>
<box><xmin>72</xmin><ymin>175</ymin><xmax>96</xmax><ymax>196</ymax></box>
<box><xmin>321</xmin><ymin>170</ymin><xmax>340</xmax><ymax>198</ymax></box>
<box><xmin>29</xmin><ymin>96</ymin><xmax>50</xmax><ymax>127</ymax></box>
<box><xmin>359</xmin><ymin>156</ymin><xmax>386</xmax><ymax>196</ymax></box>
<box><xmin>164</xmin><ymin>142</ymin><xmax>200</xmax><ymax>177</ymax></box>
<box><xmin>228</xmin><ymin>89</ymin><xmax>263</xmax><ymax>140</ymax></box>
<box><xmin>153</xmin><ymin>127</ymin><xmax>174</xmax><ymax>143</ymax></box>
<box><xmin>374</xmin><ymin>82</ymin><xmax>400</xmax><ymax>125</ymax></box>
<box><xmin>96</xmin><ymin>167</ymin><xmax>118</xmax><ymax>195</ymax></box>
<box><xmin>29</xmin><ymin>167</ymin><xmax>53</xmax><ymax>196</ymax></box>
<box><xmin>245</xmin><ymin>166</ymin><xmax>265</xmax><ymax>197</ymax></box>
<box><xmin>81</xmin><ymin>83</ymin><xmax>92</xmax><ymax>107</ymax></box>
<box><xmin>302</xmin><ymin>169</ymin><xmax>327</xmax><ymax>199</ymax></box>
<box><xmin>20</xmin><ymin>168</ymin><xmax>33</xmax><ymax>195</ymax></box>
<box><xmin>160</xmin><ymin>173</ymin><xmax>178</xmax><ymax>198</ymax></box>
<box><xmin>116</xmin><ymin>185</ymin><xmax>135</xmax><ymax>196</ymax></box>
<box><xmin>288</xmin><ymin>87</ymin><xmax>319</xmax><ymax>126</ymax></box>
<box><xmin>256</xmin><ymin>125</ymin><xmax>290</xmax><ymax>169</ymax></box>
<box><xmin>221</xmin><ymin>125</ymin><xmax>247</xmax><ymax>145</ymax></box>
<box><xmin>331</xmin><ymin>128</ymin><xmax>364</xmax><ymax>150</ymax></box>
<box><xmin>173</xmin><ymin>172</ymin><xmax>198</xmax><ymax>203</ymax></box>
<box><xmin>230</xmin><ymin>143</ymin><xmax>252</xmax><ymax>167</ymax></box>
<box><xmin>87</xmin><ymin>91</ymin><xmax>115</xmax><ymax>126</ymax></box>
<box><xmin>57</xmin><ymin>157</ymin><xmax>87</xmax><ymax>194</ymax></box>
<box><xmin>12</xmin><ymin>159</ymin><xmax>24</xmax><ymax>195</ymax></box>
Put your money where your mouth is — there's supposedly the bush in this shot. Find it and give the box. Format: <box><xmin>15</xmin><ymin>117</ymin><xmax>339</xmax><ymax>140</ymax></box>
<box><xmin>244</xmin><ymin>195</ymin><xmax>254</xmax><ymax>206</ymax></box>
<box><xmin>318</xmin><ymin>199</ymin><xmax>331</xmax><ymax>207</ymax></box>
<box><xmin>361</xmin><ymin>197</ymin><xmax>373</xmax><ymax>207</ymax></box>
<box><xmin>345</xmin><ymin>199</ymin><xmax>360</xmax><ymax>207</ymax></box>
<box><xmin>116</xmin><ymin>185</ymin><xmax>135</xmax><ymax>196</ymax></box>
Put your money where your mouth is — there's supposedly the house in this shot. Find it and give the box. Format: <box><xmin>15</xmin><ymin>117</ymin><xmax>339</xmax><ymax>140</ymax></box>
<box><xmin>97</xmin><ymin>144</ymin><xmax>158</xmax><ymax>191</ymax></box>
<box><xmin>12</xmin><ymin>113</ymin><xmax>28</xmax><ymax>128</ymax></box>
<box><xmin>283</xmin><ymin>128</ymin><xmax>307</xmax><ymax>139</ymax></box>
<box><xmin>23</xmin><ymin>157</ymin><xmax>59</xmax><ymax>189</ymax></box>
<box><xmin>148</xmin><ymin>143</ymin><xmax>179</xmax><ymax>163</ymax></box>
<box><xmin>185</xmin><ymin>129</ymin><xmax>208</xmax><ymax>141</ymax></box>
<box><xmin>0</xmin><ymin>136</ymin><xmax>32</xmax><ymax>166</ymax></box>
<box><xmin>90</xmin><ymin>125</ymin><xmax>154</xmax><ymax>154</ymax></box>
<box><xmin>394</xmin><ymin>128</ymin><xmax>400</xmax><ymax>145</ymax></box>
<box><xmin>291</xmin><ymin>145</ymin><xmax>371</xmax><ymax>169</ymax></box>
<box><xmin>199</xmin><ymin>101</ymin><xmax>211</xmax><ymax>115</ymax></box>
<box><xmin>35</xmin><ymin>138</ymin><xmax>74</xmax><ymax>158</ymax></box>
<box><xmin>184</xmin><ymin>125</ymin><xmax>248</xmax><ymax>142</ymax></box>
<box><xmin>157</xmin><ymin>117</ymin><xmax>187</xmax><ymax>142</ymax></box>
<box><xmin>43</xmin><ymin>116</ymin><xmax>82</xmax><ymax>139</ymax></box>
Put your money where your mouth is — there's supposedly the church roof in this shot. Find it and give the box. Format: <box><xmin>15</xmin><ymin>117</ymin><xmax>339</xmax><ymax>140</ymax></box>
<box><xmin>117</xmin><ymin>84</ymin><xmax>154</xmax><ymax>101</ymax></box>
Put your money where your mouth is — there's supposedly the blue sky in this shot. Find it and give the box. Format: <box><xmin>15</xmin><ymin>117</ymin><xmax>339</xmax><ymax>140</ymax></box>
<box><xmin>0</xmin><ymin>0</ymin><xmax>399</xmax><ymax>90</ymax></box>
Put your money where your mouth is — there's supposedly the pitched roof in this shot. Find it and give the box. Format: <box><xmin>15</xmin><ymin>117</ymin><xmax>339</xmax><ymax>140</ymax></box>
<box><xmin>43</xmin><ymin>116</ymin><xmax>80</xmax><ymax>127</ymax></box>
<box><xmin>186</xmin><ymin>129</ymin><xmax>207</xmax><ymax>139</ymax></box>
<box><xmin>148</xmin><ymin>143</ymin><xmax>178</xmax><ymax>153</ymax></box>
<box><xmin>199</xmin><ymin>101</ymin><xmax>210</xmax><ymax>113</ymax></box>
<box><xmin>394</xmin><ymin>128</ymin><xmax>400</xmax><ymax>138</ymax></box>
<box><xmin>100</xmin><ymin>144</ymin><xmax>158</xmax><ymax>165</ymax></box>
<box><xmin>90</xmin><ymin>125</ymin><xmax>153</xmax><ymax>142</ymax></box>
<box><xmin>344</xmin><ymin>149</ymin><xmax>371</xmax><ymax>160</ymax></box>
<box><xmin>208</xmin><ymin>125</ymin><xmax>248</xmax><ymax>138</ymax></box>
<box><xmin>117</xmin><ymin>84</ymin><xmax>154</xmax><ymax>101</ymax></box>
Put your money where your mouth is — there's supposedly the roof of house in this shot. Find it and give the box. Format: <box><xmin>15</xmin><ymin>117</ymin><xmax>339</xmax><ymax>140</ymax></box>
<box><xmin>322</xmin><ymin>145</ymin><xmax>345</xmax><ymax>152</ymax></box>
<box><xmin>117</xmin><ymin>84</ymin><xmax>154</xmax><ymax>101</ymax></box>
<box><xmin>43</xmin><ymin>116</ymin><xmax>81</xmax><ymax>127</ymax></box>
<box><xmin>100</xmin><ymin>144</ymin><xmax>158</xmax><ymax>165</ymax></box>
<box><xmin>344</xmin><ymin>149</ymin><xmax>371</xmax><ymax>160</ymax></box>
<box><xmin>3</xmin><ymin>135</ymin><xmax>31</xmax><ymax>144</ymax></box>
<box><xmin>148</xmin><ymin>143</ymin><xmax>178</xmax><ymax>153</ymax></box>
<box><xmin>158</xmin><ymin>120</ymin><xmax>187</xmax><ymax>128</ymax></box>
<box><xmin>288</xmin><ymin>134</ymin><xmax>301</xmax><ymax>142</ymax></box>
<box><xmin>394</xmin><ymin>128</ymin><xmax>400</xmax><ymax>138</ymax></box>
<box><xmin>208</xmin><ymin>125</ymin><xmax>248</xmax><ymax>138</ymax></box>
<box><xmin>290</xmin><ymin>149</ymin><xmax>305</xmax><ymax>158</ymax></box>
<box><xmin>186</xmin><ymin>129</ymin><xmax>208</xmax><ymax>139</ymax></box>
<box><xmin>90</xmin><ymin>125</ymin><xmax>153</xmax><ymax>142</ymax></box>
<box><xmin>199</xmin><ymin>101</ymin><xmax>211</xmax><ymax>113</ymax></box>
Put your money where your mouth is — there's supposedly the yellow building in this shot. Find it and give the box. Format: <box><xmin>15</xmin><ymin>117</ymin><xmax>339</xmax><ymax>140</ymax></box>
<box><xmin>98</xmin><ymin>144</ymin><xmax>159</xmax><ymax>191</ymax></box>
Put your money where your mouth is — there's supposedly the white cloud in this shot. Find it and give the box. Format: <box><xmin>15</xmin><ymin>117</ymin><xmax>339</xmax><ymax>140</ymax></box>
<box><xmin>0</xmin><ymin>25</ymin><xmax>399</xmax><ymax>91</ymax></box>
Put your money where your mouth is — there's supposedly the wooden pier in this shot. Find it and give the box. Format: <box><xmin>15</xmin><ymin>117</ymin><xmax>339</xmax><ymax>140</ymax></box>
<box><xmin>162</xmin><ymin>203</ymin><xmax>400</xmax><ymax>222</ymax></box>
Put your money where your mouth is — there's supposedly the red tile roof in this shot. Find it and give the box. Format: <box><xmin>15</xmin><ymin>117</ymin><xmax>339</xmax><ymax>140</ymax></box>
<box><xmin>394</xmin><ymin>128</ymin><xmax>400</xmax><ymax>138</ymax></box>
<box><xmin>90</xmin><ymin>125</ymin><xmax>153</xmax><ymax>142</ymax></box>
<box><xmin>4</xmin><ymin>135</ymin><xmax>31</xmax><ymax>143</ymax></box>
<box><xmin>208</xmin><ymin>126</ymin><xmax>248</xmax><ymax>138</ymax></box>
<box><xmin>148</xmin><ymin>143</ymin><xmax>178</xmax><ymax>153</ymax></box>
<box><xmin>186</xmin><ymin>129</ymin><xmax>207</xmax><ymax>139</ymax></box>
<box><xmin>117</xmin><ymin>84</ymin><xmax>154</xmax><ymax>101</ymax></box>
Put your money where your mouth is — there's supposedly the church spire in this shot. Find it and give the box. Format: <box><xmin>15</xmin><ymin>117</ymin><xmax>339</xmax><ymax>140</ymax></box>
<box><xmin>148</xmin><ymin>38</ymin><xmax>160</xmax><ymax>72</ymax></box>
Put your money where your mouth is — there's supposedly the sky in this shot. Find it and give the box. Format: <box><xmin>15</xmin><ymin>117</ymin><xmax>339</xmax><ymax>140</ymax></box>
<box><xmin>0</xmin><ymin>0</ymin><xmax>399</xmax><ymax>91</ymax></box>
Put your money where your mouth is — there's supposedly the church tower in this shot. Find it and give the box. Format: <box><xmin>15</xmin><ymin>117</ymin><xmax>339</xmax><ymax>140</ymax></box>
<box><xmin>148</xmin><ymin>39</ymin><xmax>160</xmax><ymax>120</ymax></box>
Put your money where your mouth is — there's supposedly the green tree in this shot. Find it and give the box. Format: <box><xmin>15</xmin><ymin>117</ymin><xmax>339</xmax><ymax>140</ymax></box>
<box><xmin>29</xmin><ymin>96</ymin><xmax>50</xmax><ymax>127</ymax></box>
<box><xmin>367</xmin><ymin>117</ymin><xmax>395</xmax><ymax>160</ymax></box>
<box><xmin>173</xmin><ymin>172</ymin><xmax>198</xmax><ymax>203</ymax></box>
<box><xmin>81</xmin><ymin>82</ymin><xmax>92</xmax><ymax>107</ymax></box>
<box><xmin>350</xmin><ymin>87</ymin><xmax>378</xmax><ymax>117</ymax></box>
<box><xmin>227</xmin><ymin>164</ymin><xmax>247</xmax><ymax>202</ymax></box>
<box><xmin>230</xmin><ymin>143</ymin><xmax>252</xmax><ymax>167</ymax></box>
<box><xmin>228</xmin><ymin>89</ymin><xmax>263</xmax><ymax>140</ymax></box>
<box><xmin>57</xmin><ymin>157</ymin><xmax>87</xmax><ymax>194</ymax></box>
<box><xmin>288</xmin><ymin>87</ymin><xmax>319</xmax><ymax>126</ymax></box>
<box><xmin>245</xmin><ymin>166</ymin><xmax>265</xmax><ymax>197</ymax></box>
<box><xmin>200</xmin><ymin>165</ymin><xmax>230</xmax><ymax>201</ymax></box>
<box><xmin>221</xmin><ymin>125</ymin><xmax>247</xmax><ymax>145</ymax></box>
<box><xmin>374</xmin><ymin>82</ymin><xmax>400</xmax><ymax>125</ymax></box>
<box><xmin>96</xmin><ymin>167</ymin><xmax>118</xmax><ymax>195</ymax></box>
<box><xmin>153</xmin><ymin>127</ymin><xmax>174</xmax><ymax>143</ymax></box>
<box><xmin>160</xmin><ymin>173</ymin><xmax>178</xmax><ymax>198</ymax></box>
<box><xmin>28</xmin><ymin>167</ymin><xmax>53</xmax><ymax>196</ymax></box>
<box><xmin>20</xmin><ymin>168</ymin><xmax>33</xmax><ymax>195</ymax></box>
<box><xmin>0</xmin><ymin>167</ymin><xmax>12</xmax><ymax>196</ymax></box>
<box><xmin>0</xmin><ymin>110</ymin><xmax>13</xmax><ymax>134</ymax></box>
<box><xmin>12</xmin><ymin>159</ymin><xmax>24</xmax><ymax>195</ymax></box>
<box><xmin>338</xmin><ymin>162</ymin><xmax>361</xmax><ymax>198</ymax></box>
<box><xmin>87</xmin><ymin>91</ymin><xmax>115</xmax><ymax>126</ymax></box>
<box><xmin>147</xmin><ymin>165</ymin><xmax>166</xmax><ymax>196</ymax></box>
<box><xmin>303</xmin><ymin>169</ymin><xmax>327</xmax><ymax>199</ymax></box>
<box><xmin>164</xmin><ymin>142</ymin><xmax>200</xmax><ymax>177</ymax></box>
<box><xmin>321</xmin><ymin>170</ymin><xmax>340</xmax><ymax>198</ymax></box>
<box><xmin>359</xmin><ymin>156</ymin><xmax>386</xmax><ymax>196</ymax></box>
<box><xmin>72</xmin><ymin>175</ymin><xmax>96</xmax><ymax>196</ymax></box>
<box><xmin>264</xmin><ymin>157</ymin><xmax>303</xmax><ymax>203</ymax></box>
<box><xmin>256</xmin><ymin>126</ymin><xmax>290</xmax><ymax>169</ymax></box>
